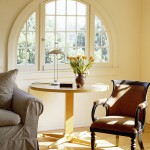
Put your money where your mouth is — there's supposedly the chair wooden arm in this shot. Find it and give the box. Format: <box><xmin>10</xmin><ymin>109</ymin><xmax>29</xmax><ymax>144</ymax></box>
<box><xmin>93</xmin><ymin>98</ymin><xmax>108</xmax><ymax>105</ymax></box>
<box><xmin>138</xmin><ymin>101</ymin><xmax>147</xmax><ymax>110</ymax></box>
<box><xmin>135</xmin><ymin>101</ymin><xmax>148</xmax><ymax>129</ymax></box>
<box><xmin>91</xmin><ymin>98</ymin><xmax>108</xmax><ymax>122</ymax></box>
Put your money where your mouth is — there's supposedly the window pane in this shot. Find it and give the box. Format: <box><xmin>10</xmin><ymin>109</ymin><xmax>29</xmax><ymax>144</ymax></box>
<box><xmin>95</xmin><ymin>16</ymin><xmax>102</xmax><ymax>32</ymax></box>
<box><xmin>77</xmin><ymin>32</ymin><xmax>85</xmax><ymax>47</ymax></box>
<box><xmin>46</xmin><ymin>1</ymin><xmax>55</xmax><ymax>15</ymax></box>
<box><xmin>77</xmin><ymin>2</ymin><xmax>86</xmax><ymax>15</ymax></box>
<box><xmin>56</xmin><ymin>32</ymin><xmax>65</xmax><ymax>47</ymax></box>
<box><xmin>18</xmin><ymin>32</ymin><xmax>26</xmax><ymax>48</ymax></box>
<box><xmin>17</xmin><ymin>49</ymin><xmax>26</xmax><ymax>65</ymax></box>
<box><xmin>56</xmin><ymin>16</ymin><xmax>65</xmax><ymax>31</ymax></box>
<box><xmin>27</xmin><ymin>13</ymin><xmax>36</xmax><ymax>31</ymax></box>
<box><xmin>102</xmin><ymin>48</ymin><xmax>109</xmax><ymax>62</ymax></box>
<box><xmin>45</xmin><ymin>32</ymin><xmax>55</xmax><ymax>48</ymax></box>
<box><xmin>94</xmin><ymin>48</ymin><xmax>102</xmax><ymax>63</ymax></box>
<box><xmin>95</xmin><ymin>32</ymin><xmax>101</xmax><ymax>46</ymax></box>
<box><xmin>56</xmin><ymin>0</ymin><xmax>66</xmax><ymax>15</ymax></box>
<box><xmin>45</xmin><ymin>16</ymin><xmax>55</xmax><ymax>31</ymax></box>
<box><xmin>67</xmin><ymin>48</ymin><xmax>77</xmax><ymax>57</ymax></box>
<box><xmin>27</xmin><ymin>32</ymin><xmax>35</xmax><ymax>47</ymax></box>
<box><xmin>59</xmin><ymin>54</ymin><xmax>64</xmax><ymax>64</ymax></box>
<box><xmin>94</xmin><ymin>48</ymin><xmax>109</xmax><ymax>63</ymax></box>
<box><xmin>67</xmin><ymin>16</ymin><xmax>76</xmax><ymax>31</ymax></box>
<box><xmin>58</xmin><ymin>53</ymin><xmax>65</xmax><ymax>63</ymax></box>
<box><xmin>27</xmin><ymin>48</ymin><xmax>35</xmax><ymax>64</ymax></box>
<box><xmin>77</xmin><ymin>47</ymin><xmax>85</xmax><ymax>55</ymax></box>
<box><xmin>67</xmin><ymin>32</ymin><xmax>76</xmax><ymax>47</ymax></box>
<box><xmin>102</xmin><ymin>32</ymin><xmax>109</xmax><ymax>46</ymax></box>
<box><xmin>67</xmin><ymin>47</ymin><xmax>85</xmax><ymax>56</ymax></box>
<box><xmin>77</xmin><ymin>16</ymin><xmax>86</xmax><ymax>31</ymax></box>
<box><xmin>67</xmin><ymin>0</ymin><xmax>76</xmax><ymax>15</ymax></box>
<box><xmin>45</xmin><ymin>49</ymin><xmax>51</xmax><ymax>64</ymax></box>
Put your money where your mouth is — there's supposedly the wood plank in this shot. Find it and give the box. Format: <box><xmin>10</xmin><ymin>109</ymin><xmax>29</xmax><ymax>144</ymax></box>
<box><xmin>39</xmin><ymin>123</ymin><xmax>150</xmax><ymax>150</ymax></box>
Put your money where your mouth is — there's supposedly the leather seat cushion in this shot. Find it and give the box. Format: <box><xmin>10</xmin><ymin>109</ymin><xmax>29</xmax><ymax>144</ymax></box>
<box><xmin>0</xmin><ymin>109</ymin><xmax>21</xmax><ymax>126</ymax></box>
<box><xmin>91</xmin><ymin>116</ymin><xmax>141</xmax><ymax>134</ymax></box>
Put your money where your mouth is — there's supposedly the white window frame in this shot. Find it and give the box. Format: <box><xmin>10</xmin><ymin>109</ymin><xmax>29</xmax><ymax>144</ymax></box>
<box><xmin>8</xmin><ymin>0</ymin><xmax>118</xmax><ymax>73</ymax></box>
<box><xmin>8</xmin><ymin>0</ymin><xmax>40</xmax><ymax>71</ymax></box>
<box><xmin>15</xmin><ymin>12</ymin><xmax>39</xmax><ymax>71</ymax></box>
<box><xmin>40</xmin><ymin>0</ymin><xmax>90</xmax><ymax>71</ymax></box>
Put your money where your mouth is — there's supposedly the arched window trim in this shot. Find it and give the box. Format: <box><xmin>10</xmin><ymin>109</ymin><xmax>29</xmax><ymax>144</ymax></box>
<box><xmin>8</xmin><ymin>0</ymin><xmax>40</xmax><ymax>71</ymax></box>
<box><xmin>92</xmin><ymin>2</ymin><xmax>118</xmax><ymax>68</ymax></box>
<box><xmin>8</xmin><ymin>0</ymin><xmax>118</xmax><ymax>73</ymax></box>
<box><xmin>89</xmin><ymin>6</ymin><xmax>114</xmax><ymax>69</ymax></box>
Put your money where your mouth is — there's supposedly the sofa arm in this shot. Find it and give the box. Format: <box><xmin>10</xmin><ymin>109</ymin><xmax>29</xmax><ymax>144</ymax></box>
<box><xmin>12</xmin><ymin>88</ymin><xmax>43</xmax><ymax>125</ymax></box>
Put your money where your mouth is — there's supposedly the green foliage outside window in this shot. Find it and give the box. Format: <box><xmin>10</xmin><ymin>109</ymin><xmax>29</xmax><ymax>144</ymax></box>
<box><xmin>16</xmin><ymin>0</ymin><xmax>110</xmax><ymax>68</ymax></box>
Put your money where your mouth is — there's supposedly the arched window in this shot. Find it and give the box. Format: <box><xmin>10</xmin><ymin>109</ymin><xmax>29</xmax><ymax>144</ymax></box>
<box><xmin>9</xmin><ymin>0</ymin><xmax>115</xmax><ymax>72</ymax></box>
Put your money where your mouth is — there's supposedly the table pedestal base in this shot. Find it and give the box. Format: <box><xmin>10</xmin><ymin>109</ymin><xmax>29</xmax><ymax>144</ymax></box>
<box><xmin>42</xmin><ymin>131</ymin><xmax>92</xmax><ymax>148</ymax></box>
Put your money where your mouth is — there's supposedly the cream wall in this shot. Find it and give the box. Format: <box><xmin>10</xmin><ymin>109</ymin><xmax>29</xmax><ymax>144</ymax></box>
<box><xmin>0</xmin><ymin>0</ymin><xmax>31</xmax><ymax>71</ymax></box>
<box><xmin>141</xmin><ymin>0</ymin><xmax>150</xmax><ymax>123</ymax></box>
<box><xmin>99</xmin><ymin>0</ymin><xmax>141</xmax><ymax>80</ymax></box>
<box><xmin>0</xmin><ymin>0</ymin><xmax>148</xmax><ymax>131</ymax></box>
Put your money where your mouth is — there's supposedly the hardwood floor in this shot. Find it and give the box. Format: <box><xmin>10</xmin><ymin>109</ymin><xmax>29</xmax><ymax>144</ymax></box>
<box><xmin>38</xmin><ymin>123</ymin><xmax>150</xmax><ymax>150</ymax></box>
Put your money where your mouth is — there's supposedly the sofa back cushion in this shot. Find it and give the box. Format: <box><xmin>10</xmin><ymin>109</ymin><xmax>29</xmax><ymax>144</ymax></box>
<box><xmin>0</xmin><ymin>69</ymin><xmax>18</xmax><ymax>110</ymax></box>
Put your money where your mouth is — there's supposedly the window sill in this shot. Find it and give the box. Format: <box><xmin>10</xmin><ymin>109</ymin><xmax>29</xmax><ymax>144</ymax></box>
<box><xmin>16</xmin><ymin>67</ymin><xmax>119</xmax><ymax>80</ymax></box>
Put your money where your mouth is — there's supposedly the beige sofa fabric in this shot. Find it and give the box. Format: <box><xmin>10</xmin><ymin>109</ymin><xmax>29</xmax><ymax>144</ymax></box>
<box><xmin>0</xmin><ymin>109</ymin><xmax>21</xmax><ymax>126</ymax></box>
<box><xmin>0</xmin><ymin>88</ymin><xmax>43</xmax><ymax>150</ymax></box>
<box><xmin>0</xmin><ymin>69</ymin><xmax>43</xmax><ymax>150</ymax></box>
<box><xmin>0</xmin><ymin>69</ymin><xmax>18</xmax><ymax>109</ymax></box>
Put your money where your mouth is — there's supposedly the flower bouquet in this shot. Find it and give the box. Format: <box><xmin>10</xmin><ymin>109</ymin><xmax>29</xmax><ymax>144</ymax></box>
<box><xmin>67</xmin><ymin>55</ymin><xmax>94</xmax><ymax>87</ymax></box>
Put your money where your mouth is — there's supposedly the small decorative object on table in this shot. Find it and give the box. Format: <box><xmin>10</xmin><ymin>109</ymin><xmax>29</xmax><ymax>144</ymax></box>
<box><xmin>67</xmin><ymin>55</ymin><xmax>94</xmax><ymax>88</ymax></box>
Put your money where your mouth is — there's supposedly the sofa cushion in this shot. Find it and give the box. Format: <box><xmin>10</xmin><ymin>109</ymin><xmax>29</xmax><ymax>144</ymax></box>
<box><xmin>0</xmin><ymin>109</ymin><xmax>21</xmax><ymax>126</ymax></box>
<box><xmin>0</xmin><ymin>69</ymin><xmax>18</xmax><ymax>110</ymax></box>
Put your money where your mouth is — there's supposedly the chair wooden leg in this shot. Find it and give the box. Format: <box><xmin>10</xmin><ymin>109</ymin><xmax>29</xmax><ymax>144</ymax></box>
<box><xmin>131</xmin><ymin>138</ymin><xmax>136</xmax><ymax>150</ymax></box>
<box><xmin>37</xmin><ymin>141</ymin><xmax>40</xmax><ymax>150</ymax></box>
<box><xmin>91</xmin><ymin>132</ymin><xmax>95</xmax><ymax>150</ymax></box>
<box><xmin>116</xmin><ymin>135</ymin><xmax>119</xmax><ymax>147</ymax></box>
<box><xmin>138</xmin><ymin>132</ymin><xmax>144</xmax><ymax>150</ymax></box>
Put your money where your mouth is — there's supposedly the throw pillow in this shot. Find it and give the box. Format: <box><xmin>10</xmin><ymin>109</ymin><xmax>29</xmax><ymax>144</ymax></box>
<box><xmin>0</xmin><ymin>69</ymin><xmax>18</xmax><ymax>110</ymax></box>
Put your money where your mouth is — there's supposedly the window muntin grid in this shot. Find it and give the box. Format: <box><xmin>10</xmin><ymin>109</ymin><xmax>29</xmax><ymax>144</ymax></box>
<box><xmin>17</xmin><ymin>13</ymin><xmax>36</xmax><ymax>65</ymax></box>
<box><xmin>44</xmin><ymin>0</ymin><xmax>87</xmax><ymax>64</ymax></box>
<box><xmin>94</xmin><ymin>16</ymin><xmax>109</xmax><ymax>63</ymax></box>
<box><xmin>16</xmin><ymin>1</ymin><xmax>110</xmax><ymax>69</ymax></box>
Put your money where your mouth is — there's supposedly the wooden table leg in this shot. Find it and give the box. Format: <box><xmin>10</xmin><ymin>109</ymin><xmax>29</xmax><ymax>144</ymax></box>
<box><xmin>65</xmin><ymin>92</ymin><xmax>74</xmax><ymax>134</ymax></box>
<box><xmin>64</xmin><ymin>92</ymin><xmax>91</xmax><ymax>146</ymax></box>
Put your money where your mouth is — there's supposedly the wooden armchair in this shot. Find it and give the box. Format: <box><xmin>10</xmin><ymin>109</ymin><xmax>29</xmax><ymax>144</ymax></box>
<box><xmin>90</xmin><ymin>80</ymin><xmax>150</xmax><ymax>150</ymax></box>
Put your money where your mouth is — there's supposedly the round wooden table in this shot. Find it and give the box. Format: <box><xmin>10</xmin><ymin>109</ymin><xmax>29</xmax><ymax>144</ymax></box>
<box><xmin>29</xmin><ymin>82</ymin><xmax>109</xmax><ymax>148</ymax></box>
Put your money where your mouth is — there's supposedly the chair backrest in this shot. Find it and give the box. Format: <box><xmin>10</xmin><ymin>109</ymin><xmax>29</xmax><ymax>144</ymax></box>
<box><xmin>107</xmin><ymin>80</ymin><xmax>149</xmax><ymax>123</ymax></box>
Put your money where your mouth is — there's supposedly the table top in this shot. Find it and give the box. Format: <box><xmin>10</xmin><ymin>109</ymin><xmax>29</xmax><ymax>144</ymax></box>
<box><xmin>29</xmin><ymin>82</ymin><xmax>109</xmax><ymax>93</ymax></box>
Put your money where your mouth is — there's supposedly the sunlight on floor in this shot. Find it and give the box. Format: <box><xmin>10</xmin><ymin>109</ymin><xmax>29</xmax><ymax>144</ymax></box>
<box><xmin>38</xmin><ymin>131</ymin><xmax>124</xmax><ymax>150</ymax></box>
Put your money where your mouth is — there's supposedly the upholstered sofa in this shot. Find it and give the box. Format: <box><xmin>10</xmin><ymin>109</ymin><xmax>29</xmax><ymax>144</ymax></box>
<box><xmin>0</xmin><ymin>69</ymin><xmax>43</xmax><ymax>150</ymax></box>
